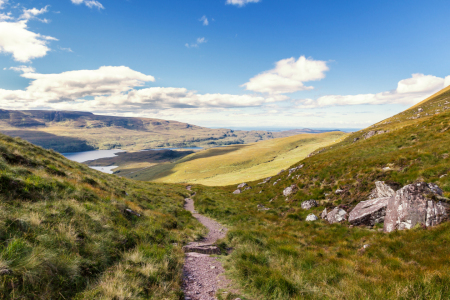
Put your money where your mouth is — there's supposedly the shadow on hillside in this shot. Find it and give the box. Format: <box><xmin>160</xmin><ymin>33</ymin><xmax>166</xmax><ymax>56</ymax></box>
<box><xmin>130</xmin><ymin>144</ymin><xmax>251</xmax><ymax>182</ymax></box>
<box><xmin>0</xmin><ymin>130</ymin><xmax>95</xmax><ymax>153</ymax></box>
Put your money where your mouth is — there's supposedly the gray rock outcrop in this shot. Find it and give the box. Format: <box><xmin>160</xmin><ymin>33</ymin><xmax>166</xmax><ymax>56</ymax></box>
<box><xmin>232</xmin><ymin>189</ymin><xmax>241</xmax><ymax>194</ymax></box>
<box><xmin>368</xmin><ymin>181</ymin><xmax>396</xmax><ymax>199</ymax></box>
<box><xmin>306</xmin><ymin>214</ymin><xmax>318</xmax><ymax>221</ymax></box>
<box><xmin>384</xmin><ymin>182</ymin><xmax>448</xmax><ymax>232</ymax></box>
<box><xmin>348</xmin><ymin>197</ymin><xmax>390</xmax><ymax>226</ymax></box>
<box><xmin>320</xmin><ymin>208</ymin><xmax>328</xmax><ymax>219</ymax></box>
<box><xmin>301</xmin><ymin>200</ymin><xmax>318</xmax><ymax>210</ymax></box>
<box><xmin>283</xmin><ymin>185</ymin><xmax>297</xmax><ymax>197</ymax></box>
<box><xmin>327</xmin><ymin>207</ymin><xmax>348</xmax><ymax>224</ymax></box>
<box><xmin>237</xmin><ymin>183</ymin><xmax>247</xmax><ymax>189</ymax></box>
<box><xmin>335</xmin><ymin>189</ymin><xmax>344</xmax><ymax>194</ymax></box>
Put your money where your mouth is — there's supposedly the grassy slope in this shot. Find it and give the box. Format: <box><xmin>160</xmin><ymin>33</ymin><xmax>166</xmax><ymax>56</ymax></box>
<box><xmin>188</xmin><ymin>87</ymin><xmax>450</xmax><ymax>299</ymax></box>
<box><xmin>120</xmin><ymin>131</ymin><xmax>347</xmax><ymax>186</ymax></box>
<box><xmin>0</xmin><ymin>133</ymin><xmax>204</xmax><ymax>299</ymax></box>
<box><xmin>0</xmin><ymin>110</ymin><xmax>329</xmax><ymax>152</ymax></box>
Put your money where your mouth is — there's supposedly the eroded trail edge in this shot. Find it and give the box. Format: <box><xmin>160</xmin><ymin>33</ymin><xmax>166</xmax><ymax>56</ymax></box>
<box><xmin>182</xmin><ymin>192</ymin><xmax>231</xmax><ymax>300</ymax></box>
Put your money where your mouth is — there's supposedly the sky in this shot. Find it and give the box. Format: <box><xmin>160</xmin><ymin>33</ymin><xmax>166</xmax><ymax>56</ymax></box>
<box><xmin>0</xmin><ymin>0</ymin><xmax>450</xmax><ymax>129</ymax></box>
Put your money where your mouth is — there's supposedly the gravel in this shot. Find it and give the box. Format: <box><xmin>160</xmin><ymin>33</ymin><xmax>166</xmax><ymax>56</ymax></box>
<box><xmin>183</xmin><ymin>197</ymin><xmax>231</xmax><ymax>300</ymax></box>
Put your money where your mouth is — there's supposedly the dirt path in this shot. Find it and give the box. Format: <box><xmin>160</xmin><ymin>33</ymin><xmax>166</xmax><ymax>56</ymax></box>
<box><xmin>182</xmin><ymin>195</ymin><xmax>233</xmax><ymax>300</ymax></box>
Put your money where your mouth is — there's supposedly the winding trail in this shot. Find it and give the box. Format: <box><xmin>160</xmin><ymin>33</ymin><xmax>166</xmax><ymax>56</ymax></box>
<box><xmin>182</xmin><ymin>191</ymin><xmax>232</xmax><ymax>300</ymax></box>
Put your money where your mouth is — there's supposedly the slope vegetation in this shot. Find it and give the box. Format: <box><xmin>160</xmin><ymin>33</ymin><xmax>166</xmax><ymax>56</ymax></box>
<box><xmin>186</xmin><ymin>86</ymin><xmax>450</xmax><ymax>299</ymax></box>
<box><xmin>0</xmin><ymin>133</ymin><xmax>204</xmax><ymax>299</ymax></box>
<box><xmin>0</xmin><ymin>109</ymin><xmax>332</xmax><ymax>152</ymax></box>
<box><xmin>113</xmin><ymin>131</ymin><xmax>347</xmax><ymax>186</ymax></box>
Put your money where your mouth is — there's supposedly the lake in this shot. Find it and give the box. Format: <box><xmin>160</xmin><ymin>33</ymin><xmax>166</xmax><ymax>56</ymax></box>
<box><xmin>61</xmin><ymin>148</ymin><xmax>203</xmax><ymax>174</ymax></box>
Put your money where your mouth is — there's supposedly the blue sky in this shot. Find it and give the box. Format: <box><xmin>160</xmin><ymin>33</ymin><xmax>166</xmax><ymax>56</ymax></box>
<box><xmin>0</xmin><ymin>0</ymin><xmax>449</xmax><ymax>129</ymax></box>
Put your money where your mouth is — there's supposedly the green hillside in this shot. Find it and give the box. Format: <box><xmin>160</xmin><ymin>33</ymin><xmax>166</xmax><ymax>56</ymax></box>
<box><xmin>186</xmin><ymin>86</ymin><xmax>450</xmax><ymax>299</ymax></box>
<box><xmin>0</xmin><ymin>133</ymin><xmax>204</xmax><ymax>299</ymax></box>
<box><xmin>109</xmin><ymin>131</ymin><xmax>347</xmax><ymax>186</ymax></box>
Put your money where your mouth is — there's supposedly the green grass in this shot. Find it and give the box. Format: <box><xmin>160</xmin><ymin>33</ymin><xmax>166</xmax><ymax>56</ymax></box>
<box><xmin>0</xmin><ymin>133</ymin><xmax>205</xmax><ymax>299</ymax></box>
<box><xmin>184</xmin><ymin>87</ymin><xmax>450</xmax><ymax>299</ymax></box>
<box><xmin>122</xmin><ymin>131</ymin><xmax>347</xmax><ymax>186</ymax></box>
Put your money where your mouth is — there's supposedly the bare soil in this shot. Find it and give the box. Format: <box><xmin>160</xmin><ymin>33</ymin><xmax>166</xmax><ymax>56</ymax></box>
<box><xmin>183</xmin><ymin>197</ymin><xmax>233</xmax><ymax>300</ymax></box>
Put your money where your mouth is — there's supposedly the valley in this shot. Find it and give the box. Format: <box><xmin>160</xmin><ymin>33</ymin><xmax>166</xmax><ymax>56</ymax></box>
<box><xmin>1</xmin><ymin>87</ymin><xmax>450</xmax><ymax>299</ymax></box>
<box><xmin>0</xmin><ymin>109</ymin><xmax>336</xmax><ymax>153</ymax></box>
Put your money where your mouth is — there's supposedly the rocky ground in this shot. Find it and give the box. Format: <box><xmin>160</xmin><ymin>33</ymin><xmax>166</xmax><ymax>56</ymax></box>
<box><xmin>183</xmin><ymin>196</ymin><xmax>236</xmax><ymax>300</ymax></box>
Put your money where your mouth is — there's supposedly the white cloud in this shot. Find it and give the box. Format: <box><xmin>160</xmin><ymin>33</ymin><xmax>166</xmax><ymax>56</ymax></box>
<box><xmin>444</xmin><ymin>75</ymin><xmax>450</xmax><ymax>88</ymax></box>
<box><xmin>226</xmin><ymin>0</ymin><xmax>261</xmax><ymax>7</ymax></box>
<box><xmin>71</xmin><ymin>0</ymin><xmax>104</xmax><ymax>9</ymax></box>
<box><xmin>58</xmin><ymin>46</ymin><xmax>73</xmax><ymax>52</ymax></box>
<box><xmin>8</xmin><ymin>65</ymin><xmax>36</xmax><ymax>73</ymax></box>
<box><xmin>0</xmin><ymin>0</ymin><xmax>7</xmax><ymax>9</ymax></box>
<box><xmin>20</xmin><ymin>6</ymin><xmax>49</xmax><ymax>21</ymax></box>
<box><xmin>199</xmin><ymin>15</ymin><xmax>208</xmax><ymax>26</ymax></box>
<box><xmin>88</xmin><ymin>88</ymin><xmax>287</xmax><ymax>110</ymax></box>
<box><xmin>243</xmin><ymin>56</ymin><xmax>329</xmax><ymax>94</ymax></box>
<box><xmin>0</xmin><ymin>66</ymin><xmax>155</xmax><ymax>107</ymax></box>
<box><xmin>296</xmin><ymin>74</ymin><xmax>450</xmax><ymax>108</ymax></box>
<box><xmin>185</xmin><ymin>37</ymin><xmax>207</xmax><ymax>48</ymax></box>
<box><xmin>0</xmin><ymin>20</ymin><xmax>57</xmax><ymax>62</ymax></box>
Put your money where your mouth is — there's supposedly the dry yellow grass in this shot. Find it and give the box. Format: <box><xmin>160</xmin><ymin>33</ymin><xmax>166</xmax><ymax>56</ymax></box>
<box><xmin>129</xmin><ymin>131</ymin><xmax>347</xmax><ymax>186</ymax></box>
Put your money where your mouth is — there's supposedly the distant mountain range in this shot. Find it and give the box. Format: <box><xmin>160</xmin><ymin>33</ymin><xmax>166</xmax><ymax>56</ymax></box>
<box><xmin>0</xmin><ymin>109</ymin><xmax>341</xmax><ymax>152</ymax></box>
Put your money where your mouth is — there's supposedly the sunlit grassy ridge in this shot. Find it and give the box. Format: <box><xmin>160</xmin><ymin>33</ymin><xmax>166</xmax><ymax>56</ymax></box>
<box><xmin>0</xmin><ymin>133</ymin><xmax>204</xmax><ymax>299</ymax></box>
<box><xmin>120</xmin><ymin>131</ymin><xmax>347</xmax><ymax>186</ymax></box>
<box><xmin>188</xmin><ymin>87</ymin><xmax>450</xmax><ymax>299</ymax></box>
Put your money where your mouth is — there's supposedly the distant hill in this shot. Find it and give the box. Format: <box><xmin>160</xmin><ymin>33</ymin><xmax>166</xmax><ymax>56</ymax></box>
<box><xmin>0</xmin><ymin>109</ymin><xmax>336</xmax><ymax>152</ymax></box>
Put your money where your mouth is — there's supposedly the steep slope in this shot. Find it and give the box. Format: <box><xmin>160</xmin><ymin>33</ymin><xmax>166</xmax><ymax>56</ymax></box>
<box><xmin>185</xmin><ymin>86</ymin><xmax>450</xmax><ymax>299</ymax></box>
<box><xmin>0</xmin><ymin>109</ymin><xmax>334</xmax><ymax>152</ymax></box>
<box><xmin>0</xmin><ymin>133</ymin><xmax>204</xmax><ymax>299</ymax></box>
<box><xmin>110</xmin><ymin>131</ymin><xmax>346</xmax><ymax>186</ymax></box>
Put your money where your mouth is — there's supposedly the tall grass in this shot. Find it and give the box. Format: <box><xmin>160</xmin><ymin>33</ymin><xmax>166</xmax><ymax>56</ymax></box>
<box><xmin>0</xmin><ymin>133</ymin><xmax>203</xmax><ymax>299</ymax></box>
<box><xmin>191</xmin><ymin>88</ymin><xmax>450</xmax><ymax>299</ymax></box>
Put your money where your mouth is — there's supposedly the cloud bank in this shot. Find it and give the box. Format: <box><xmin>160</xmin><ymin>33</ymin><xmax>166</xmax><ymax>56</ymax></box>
<box><xmin>243</xmin><ymin>56</ymin><xmax>329</xmax><ymax>94</ymax></box>
<box><xmin>0</xmin><ymin>66</ymin><xmax>287</xmax><ymax>112</ymax></box>
<box><xmin>297</xmin><ymin>74</ymin><xmax>450</xmax><ymax>108</ymax></box>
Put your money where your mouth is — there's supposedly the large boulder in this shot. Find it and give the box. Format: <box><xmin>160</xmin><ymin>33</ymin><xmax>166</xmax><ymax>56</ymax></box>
<box><xmin>237</xmin><ymin>183</ymin><xmax>247</xmax><ymax>189</ymax></box>
<box><xmin>283</xmin><ymin>185</ymin><xmax>297</xmax><ymax>197</ymax></box>
<box><xmin>348</xmin><ymin>181</ymin><xmax>396</xmax><ymax>226</ymax></box>
<box><xmin>327</xmin><ymin>207</ymin><xmax>348</xmax><ymax>224</ymax></box>
<box><xmin>232</xmin><ymin>189</ymin><xmax>241</xmax><ymax>194</ymax></box>
<box><xmin>348</xmin><ymin>197</ymin><xmax>390</xmax><ymax>226</ymax></box>
<box><xmin>368</xmin><ymin>181</ymin><xmax>396</xmax><ymax>199</ymax></box>
<box><xmin>301</xmin><ymin>200</ymin><xmax>318</xmax><ymax>210</ymax></box>
<box><xmin>384</xmin><ymin>182</ymin><xmax>447</xmax><ymax>232</ymax></box>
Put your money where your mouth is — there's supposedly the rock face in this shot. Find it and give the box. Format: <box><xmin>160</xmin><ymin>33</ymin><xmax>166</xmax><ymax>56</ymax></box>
<box><xmin>335</xmin><ymin>189</ymin><xmax>344</xmax><ymax>194</ymax></box>
<box><xmin>237</xmin><ymin>183</ymin><xmax>247</xmax><ymax>189</ymax></box>
<box><xmin>320</xmin><ymin>208</ymin><xmax>328</xmax><ymax>219</ymax></box>
<box><xmin>368</xmin><ymin>181</ymin><xmax>396</xmax><ymax>199</ymax></box>
<box><xmin>306</xmin><ymin>214</ymin><xmax>318</xmax><ymax>221</ymax></box>
<box><xmin>232</xmin><ymin>189</ymin><xmax>241</xmax><ymax>194</ymax></box>
<box><xmin>348</xmin><ymin>197</ymin><xmax>390</xmax><ymax>226</ymax></box>
<box><xmin>384</xmin><ymin>182</ymin><xmax>447</xmax><ymax>232</ymax></box>
<box><xmin>301</xmin><ymin>200</ymin><xmax>318</xmax><ymax>210</ymax></box>
<box><xmin>327</xmin><ymin>207</ymin><xmax>348</xmax><ymax>224</ymax></box>
<box><xmin>283</xmin><ymin>185</ymin><xmax>297</xmax><ymax>196</ymax></box>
